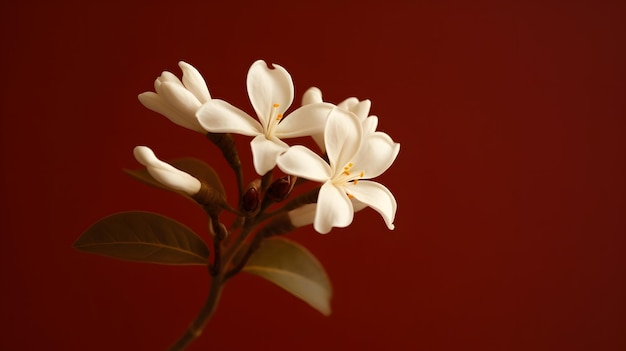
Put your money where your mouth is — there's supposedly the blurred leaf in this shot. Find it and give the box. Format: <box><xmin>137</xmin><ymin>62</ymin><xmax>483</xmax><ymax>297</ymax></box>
<box><xmin>243</xmin><ymin>237</ymin><xmax>332</xmax><ymax>316</ymax></box>
<box><xmin>124</xmin><ymin>157</ymin><xmax>226</xmax><ymax>199</ymax></box>
<box><xmin>74</xmin><ymin>211</ymin><xmax>209</xmax><ymax>265</ymax></box>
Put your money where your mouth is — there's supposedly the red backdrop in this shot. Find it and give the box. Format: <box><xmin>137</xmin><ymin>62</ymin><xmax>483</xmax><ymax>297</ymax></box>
<box><xmin>1</xmin><ymin>1</ymin><xmax>624</xmax><ymax>350</ymax></box>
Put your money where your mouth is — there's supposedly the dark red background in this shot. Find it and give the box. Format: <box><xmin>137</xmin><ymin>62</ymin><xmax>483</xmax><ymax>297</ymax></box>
<box><xmin>1</xmin><ymin>1</ymin><xmax>624</xmax><ymax>350</ymax></box>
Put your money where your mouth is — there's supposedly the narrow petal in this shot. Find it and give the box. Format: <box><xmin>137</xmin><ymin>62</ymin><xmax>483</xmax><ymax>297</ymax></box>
<box><xmin>133</xmin><ymin>146</ymin><xmax>201</xmax><ymax>195</ymax></box>
<box><xmin>179</xmin><ymin>61</ymin><xmax>211</xmax><ymax>103</ymax></box>
<box><xmin>138</xmin><ymin>92</ymin><xmax>205</xmax><ymax>132</ymax></box>
<box><xmin>324</xmin><ymin>108</ymin><xmax>362</xmax><ymax>175</ymax></box>
<box><xmin>276</xmin><ymin>145</ymin><xmax>331</xmax><ymax>182</ymax></box>
<box><xmin>348</xmin><ymin>181</ymin><xmax>397</xmax><ymax>230</ymax></box>
<box><xmin>159</xmin><ymin>81</ymin><xmax>202</xmax><ymax>120</ymax></box>
<box><xmin>247</xmin><ymin>60</ymin><xmax>294</xmax><ymax>127</ymax></box>
<box><xmin>196</xmin><ymin>99</ymin><xmax>263</xmax><ymax>136</ymax></box>
<box><xmin>274</xmin><ymin>103</ymin><xmax>335</xmax><ymax>138</ymax></box>
<box><xmin>314</xmin><ymin>182</ymin><xmax>354</xmax><ymax>234</ymax></box>
<box><xmin>288</xmin><ymin>203</ymin><xmax>317</xmax><ymax>228</ymax></box>
<box><xmin>250</xmin><ymin>135</ymin><xmax>289</xmax><ymax>175</ymax></box>
<box><xmin>353</xmin><ymin>132</ymin><xmax>400</xmax><ymax>179</ymax></box>
<box><xmin>302</xmin><ymin>87</ymin><xmax>323</xmax><ymax>105</ymax></box>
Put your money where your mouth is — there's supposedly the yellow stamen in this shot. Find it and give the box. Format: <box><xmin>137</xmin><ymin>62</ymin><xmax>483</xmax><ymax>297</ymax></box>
<box><xmin>353</xmin><ymin>179</ymin><xmax>359</xmax><ymax>185</ymax></box>
<box><xmin>342</xmin><ymin>170</ymin><xmax>350</xmax><ymax>176</ymax></box>
<box><xmin>276</xmin><ymin>113</ymin><xmax>283</xmax><ymax>120</ymax></box>
<box><xmin>347</xmin><ymin>193</ymin><xmax>354</xmax><ymax>199</ymax></box>
<box><xmin>273</xmin><ymin>103</ymin><xmax>279</xmax><ymax>108</ymax></box>
<box><xmin>360</xmin><ymin>171</ymin><xmax>364</xmax><ymax>177</ymax></box>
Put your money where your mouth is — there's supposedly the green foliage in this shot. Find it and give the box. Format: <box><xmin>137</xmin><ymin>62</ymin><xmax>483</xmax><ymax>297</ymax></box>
<box><xmin>243</xmin><ymin>237</ymin><xmax>332</xmax><ymax>316</ymax></box>
<box><xmin>74</xmin><ymin>211</ymin><xmax>209</xmax><ymax>265</ymax></box>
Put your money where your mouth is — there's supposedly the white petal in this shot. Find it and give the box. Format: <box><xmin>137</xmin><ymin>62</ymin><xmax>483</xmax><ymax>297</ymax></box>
<box><xmin>196</xmin><ymin>99</ymin><xmax>263</xmax><ymax>136</ymax></box>
<box><xmin>351</xmin><ymin>199</ymin><xmax>368</xmax><ymax>212</ymax></box>
<box><xmin>156</xmin><ymin>71</ymin><xmax>183</xmax><ymax>87</ymax></box>
<box><xmin>274</xmin><ymin>103</ymin><xmax>335</xmax><ymax>138</ymax></box>
<box><xmin>362</xmin><ymin>115</ymin><xmax>378</xmax><ymax>134</ymax></box>
<box><xmin>324</xmin><ymin>108</ymin><xmax>362</xmax><ymax>175</ymax></box>
<box><xmin>338</xmin><ymin>98</ymin><xmax>371</xmax><ymax>121</ymax></box>
<box><xmin>348</xmin><ymin>181</ymin><xmax>396</xmax><ymax>230</ymax></box>
<box><xmin>288</xmin><ymin>203</ymin><xmax>317</xmax><ymax>228</ymax></box>
<box><xmin>351</xmin><ymin>100</ymin><xmax>371</xmax><ymax>121</ymax></box>
<box><xmin>276</xmin><ymin>145</ymin><xmax>331</xmax><ymax>182</ymax></box>
<box><xmin>159</xmin><ymin>81</ymin><xmax>202</xmax><ymax>120</ymax></box>
<box><xmin>302</xmin><ymin>87</ymin><xmax>323</xmax><ymax>105</ymax></box>
<box><xmin>314</xmin><ymin>182</ymin><xmax>354</xmax><ymax>234</ymax></box>
<box><xmin>353</xmin><ymin>132</ymin><xmax>400</xmax><ymax>179</ymax></box>
<box><xmin>250</xmin><ymin>135</ymin><xmax>289</xmax><ymax>175</ymax></box>
<box><xmin>138</xmin><ymin>92</ymin><xmax>205</xmax><ymax>132</ymax></box>
<box><xmin>133</xmin><ymin>146</ymin><xmax>201</xmax><ymax>195</ymax></box>
<box><xmin>179</xmin><ymin>61</ymin><xmax>211</xmax><ymax>103</ymax></box>
<box><xmin>337</xmin><ymin>97</ymin><xmax>359</xmax><ymax>111</ymax></box>
<box><xmin>247</xmin><ymin>60</ymin><xmax>294</xmax><ymax>127</ymax></box>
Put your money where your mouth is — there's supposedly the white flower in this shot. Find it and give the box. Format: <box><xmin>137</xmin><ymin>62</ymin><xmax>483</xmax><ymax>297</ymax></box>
<box><xmin>196</xmin><ymin>60</ymin><xmax>334</xmax><ymax>175</ymax></box>
<box><xmin>302</xmin><ymin>87</ymin><xmax>376</xmax><ymax>152</ymax></box>
<box><xmin>277</xmin><ymin>108</ymin><xmax>399</xmax><ymax>234</ymax></box>
<box><xmin>133</xmin><ymin>146</ymin><xmax>201</xmax><ymax>196</ymax></box>
<box><xmin>138</xmin><ymin>62</ymin><xmax>211</xmax><ymax>133</ymax></box>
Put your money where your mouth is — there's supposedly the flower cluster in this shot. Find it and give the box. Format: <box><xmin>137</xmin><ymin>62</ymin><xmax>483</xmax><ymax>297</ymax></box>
<box><xmin>137</xmin><ymin>60</ymin><xmax>399</xmax><ymax>234</ymax></box>
<box><xmin>77</xmin><ymin>59</ymin><xmax>401</xmax><ymax>350</ymax></box>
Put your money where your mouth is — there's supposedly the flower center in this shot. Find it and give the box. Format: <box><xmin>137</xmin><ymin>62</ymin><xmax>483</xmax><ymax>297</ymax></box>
<box><xmin>265</xmin><ymin>103</ymin><xmax>283</xmax><ymax>138</ymax></box>
<box><xmin>334</xmin><ymin>162</ymin><xmax>364</xmax><ymax>189</ymax></box>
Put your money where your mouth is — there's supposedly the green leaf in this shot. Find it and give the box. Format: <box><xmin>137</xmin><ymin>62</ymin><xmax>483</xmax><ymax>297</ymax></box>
<box><xmin>243</xmin><ymin>237</ymin><xmax>332</xmax><ymax>316</ymax></box>
<box><xmin>124</xmin><ymin>157</ymin><xmax>226</xmax><ymax>200</ymax></box>
<box><xmin>74</xmin><ymin>211</ymin><xmax>209</xmax><ymax>265</ymax></box>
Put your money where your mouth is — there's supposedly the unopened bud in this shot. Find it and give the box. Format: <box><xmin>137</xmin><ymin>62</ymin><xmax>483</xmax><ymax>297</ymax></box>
<box><xmin>266</xmin><ymin>175</ymin><xmax>297</xmax><ymax>202</ymax></box>
<box><xmin>242</xmin><ymin>179</ymin><xmax>261</xmax><ymax>213</ymax></box>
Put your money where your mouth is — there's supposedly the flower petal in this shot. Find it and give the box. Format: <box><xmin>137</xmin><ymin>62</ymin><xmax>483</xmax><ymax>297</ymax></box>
<box><xmin>133</xmin><ymin>146</ymin><xmax>201</xmax><ymax>195</ymax></box>
<box><xmin>362</xmin><ymin>115</ymin><xmax>378</xmax><ymax>134</ymax></box>
<box><xmin>314</xmin><ymin>182</ymin><xmax>354</xmax><ymax>234</ymax></box>
<box><xmin>247</xmin><ymin>60</ymin><xmax>294</xmax><ymax>127</ymax></box>
<box><xmin>196</xmin><ymin>99</ymin><xmax>263</xmax><ymax>136</ymax></box>
<box><xmin>274</xmin><ymin>103</ymin><xmax>335</xmax><ymax>138</ymax></box>
<box><xmin>179</xmin><ymin>61</ymin><xmax>211</xmax><ymax>103</ymax></box>
<box><xmin>353</xmin><ymin>132</ymin><xmax>400</xmax><ymax>179</ymax></box>
<box><xmin>324</xmin><ymin>108</ymin><xmax>362</xmax><ymax>175</ymax></box>
<box><xmin>138</xmin><ymin>92</ymin><xmax>205</xmax><ymax>132</ymax></box>
<box><xmin>156</xmin><ymin>71</ymin><xmax>183</xmax><ymax>87</ymax></box>
<box><xmin>338</xmin><ymin>98</ymin><xmax>371</xmax><ymax>122</ymax></box>
<box><xmin>250</xmin><ymin>135</ymin><xmax>289</xmax><ymax>175</ymax></box>
<box><xmin>337</xmin><ymin>97</ymin><xmax>359</xmax><ymax>111</ymax></box>
<box><xmin>159</xmin><ymin>81</ymin><xmax>202</xmax><ymax>119</ymax></box>
<box><xmin>348</xmin><ymin>180</ymin><xmax>397</xmax><ymax>230</ymax></box>
<box><xmin>276</xmin><ymin>145</ymin><xmax>331</xmax><ymax>182</ymax></box>
<box><xmin>288</xmin><ymin>203</ymin><xmax>317</xmax><ymax>228</ymax></box>
<box><xmin>302</xmin><ymin>87</ymin><xmax>323</xmax><ymax>105</ymax></box>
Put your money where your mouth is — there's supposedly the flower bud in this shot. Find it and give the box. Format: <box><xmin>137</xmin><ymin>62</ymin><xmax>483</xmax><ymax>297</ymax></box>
<box><xmin>242</xmin><ymin>179</ymin><xmax>261</xmax><ymax>213</ymax></box>
<box><xmin>138</xmin><ymin>61</ymin><xmax>210</xmax><ymax>133</ymax></box>
<box><xmin>266</xmin><ymin>175</ymin><xmax>297</xmax><ymax>202</ymax></box>
<box><xmin>133</xmin><ymin>146</ymin><xmax>201</xmax><ymax>196</ymax></box>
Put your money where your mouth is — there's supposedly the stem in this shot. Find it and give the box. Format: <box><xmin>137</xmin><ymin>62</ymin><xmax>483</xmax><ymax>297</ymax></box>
<box><xmin>206</xmin><ymin>133</ymin><xmax>245</xmax><ymax>197</ymax></box>
<box><xmin>167</xmin><ymin>274</ymin><xmax>225</xmax><ymax>351</ymax></box>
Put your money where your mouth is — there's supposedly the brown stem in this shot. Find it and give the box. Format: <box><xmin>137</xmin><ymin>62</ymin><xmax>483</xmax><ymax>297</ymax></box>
<box><xmin>167</xmin><ymin>274</ymin><xmax>225</xmax><ymax>351</ymax></box>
